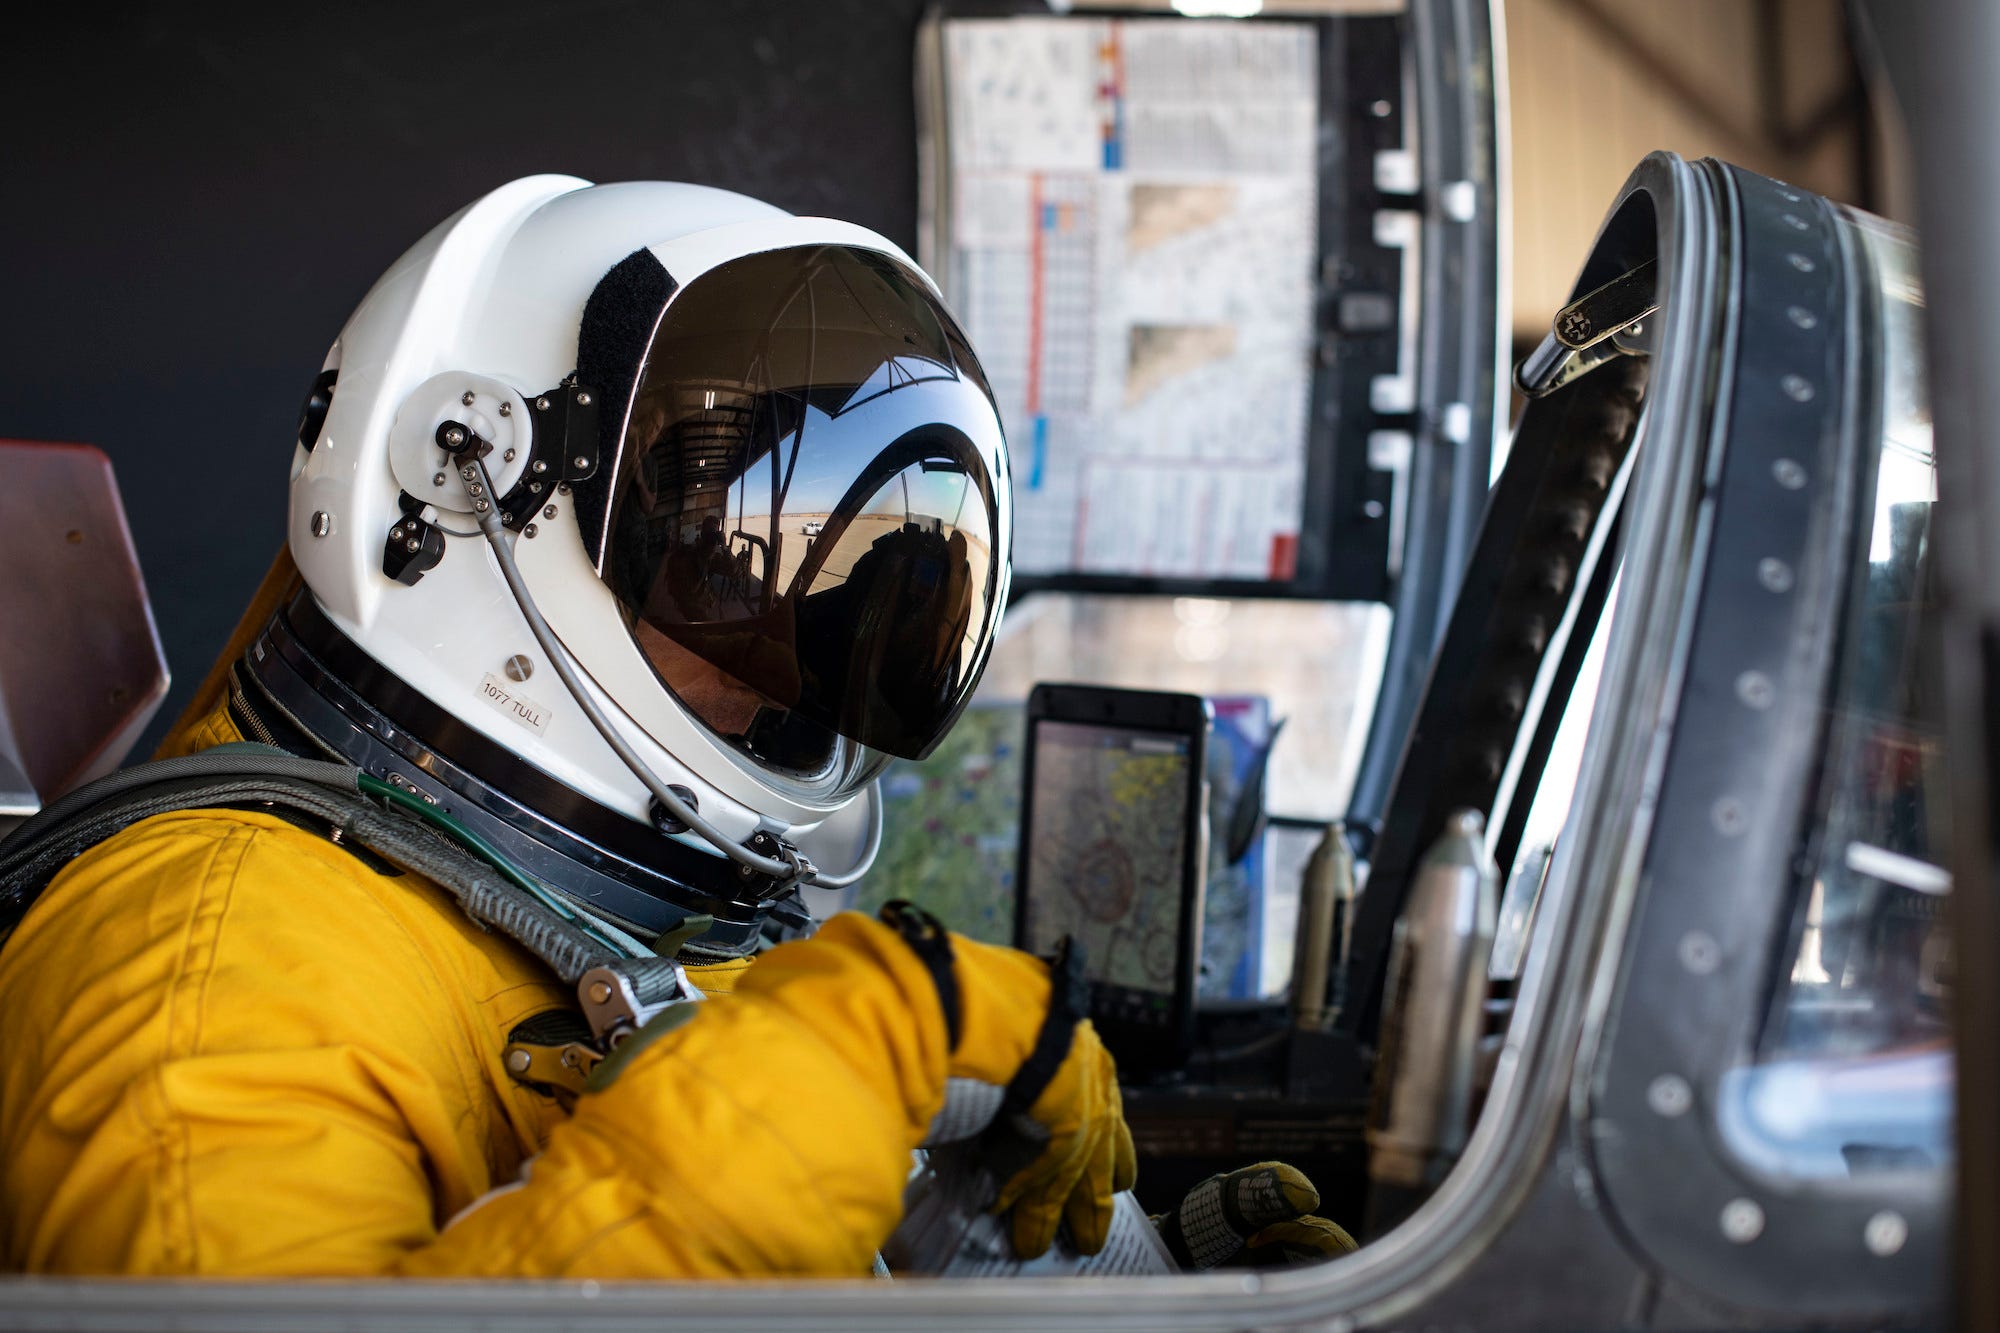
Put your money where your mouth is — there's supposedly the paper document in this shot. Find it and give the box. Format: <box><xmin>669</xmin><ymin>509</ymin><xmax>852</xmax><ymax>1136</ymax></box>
<box><xmin>926</xmin><ymin>17</ymin><xmax>1321</xmax><ymax>582</ymax></box>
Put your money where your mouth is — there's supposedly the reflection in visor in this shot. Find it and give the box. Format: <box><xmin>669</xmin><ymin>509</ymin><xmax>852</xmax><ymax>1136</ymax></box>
<box><xmin>603</xmin><ymin>245</ymin><xmax>1008</xmax><ymax>775</ymax></box>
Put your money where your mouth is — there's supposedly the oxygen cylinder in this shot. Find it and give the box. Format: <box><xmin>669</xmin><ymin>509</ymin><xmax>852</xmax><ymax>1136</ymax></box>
<box><xmin>1291</xmin><ymin>820</ymin><xmax>1357</xmax><ymax>1029</ymax></box>
<box><xmin>1365</xmin><ymin>808</ymin><xmax>1498</xmax><ymax>1232</ymax></box>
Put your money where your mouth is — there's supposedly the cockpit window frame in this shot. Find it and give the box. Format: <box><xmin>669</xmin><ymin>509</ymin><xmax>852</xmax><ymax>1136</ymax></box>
<box><xmin>1583</xmin><ymin>162</ymin><xmax>1945</xmax><ymax>1319</ymax></box>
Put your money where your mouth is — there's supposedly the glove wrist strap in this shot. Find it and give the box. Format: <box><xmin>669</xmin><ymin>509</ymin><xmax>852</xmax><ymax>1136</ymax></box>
<box><xmin>879</xmin><ymin>900</ymin><xmax>963</xmax><ymax>1051</ymax></box>
<box><xmin>1000</xmin><ymin>935</ymin><xmax>1090</xmax><ymax>1116</ymax></box>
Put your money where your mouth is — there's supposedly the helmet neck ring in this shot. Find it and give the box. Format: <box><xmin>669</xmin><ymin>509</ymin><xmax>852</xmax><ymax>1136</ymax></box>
<box><xmin>240</xmin><ymin>588</ymin><xmax>782</xmax><ymax>957</ymax></box>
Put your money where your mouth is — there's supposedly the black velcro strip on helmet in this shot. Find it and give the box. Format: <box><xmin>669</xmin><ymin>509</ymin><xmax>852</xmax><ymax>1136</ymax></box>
<box><xmin>574</xmin><ymin>248</ymin><xmax>676</xmax><ymax>567</ymax></box>
<box><xmin>999</xmin><ymin>935</ymin><xmax>1089</xmax><ymax>1117</ymax></box>
<box><xmin>879</xmin><ymin>899</ymin><xmax>961</xmax><ymax>1051</ymax></box>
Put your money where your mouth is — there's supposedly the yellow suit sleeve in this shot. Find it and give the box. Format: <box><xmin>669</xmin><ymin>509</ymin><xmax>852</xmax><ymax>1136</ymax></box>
<box><xmin>0</xmin><ymin>811</ymin><xmax>976</xmax><ymax>1278</ymax></box>
<box><xmin>400</xmin><ymin>912</ymin><xmax>967</xmax><ymax>1277</ymax></box>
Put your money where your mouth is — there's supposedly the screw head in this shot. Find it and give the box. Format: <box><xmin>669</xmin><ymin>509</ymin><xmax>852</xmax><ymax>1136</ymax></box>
<box><xmin>505</xmin><ymin>654</ymin><xmax>534</xmax><ymax>682</ymax></box>
<box><xmin>1780</xmin><ymin>376</ymin><xmax>1815</xmax><ymax>404</ymax></box>
<box><xmin>1711</xmin><ymin>797</ymin><xmax>1748</xmax><ymax>836</ymax></box>
<box><xmin>1787</xmin><ymin>305</ymin><xmax>1818</xmax><ymax>330</ymax></box>
<box><xmin>576</xmin><ymin>391</ymin><xmax>593</xmax><ymax>406</ymax></box>
<box><xmin>587</xmin><ymin>980</ymin><xmax>614</xmax><ymax>1006</ymax></box>
<box><xmin>1735</xmin><ymin>671</ymin><xmax>1775</xmax><ymax>709</ymax></box>
<box><xmin>1720</xmin><ymin>1198</ymin><xmax>1764</xmax><ymax>1243</ymax></box>
<box><xmin>474</xmin><ymin>500</ymin><xmax>490</xmax><ymax>513</ymax></box>
<box><xmin>505</xmin><ymin>1049</ymin><xmax>532</xmax><ymax>1075</ymax></box>
<box><xmin>1864</xmin><ymin>1210</ymin><xmax>1908</xmax><ymax>1257</ymax></box>
<box><xmin>310</xmin><ymin>511</ymin><xmax>333</xmax><ymax>538</ymax></box>
<box><xmin>572</xmin><ymin>455</ymin><xmax>589</xmax><ymax>470</ymax></box>
<box><xmin>1772</xmin><ymin>458</ymin><xmax>1808</xmax><ymax>488</ymax></box>
<box><xmin>432</xmin><ymin>471</ymin><xmax>447</xmax><ymax>486</ymax></box>
<box><xmin>461</xmin><ymin>390</ymin><xmax>476</xmax><ymax>406</ymax></box>
<box><xmin>498</xmin><ymin>401</ymin><xmax>512</xmax><ymax>417</ymax></box>
<box><xmin>536</xmin><ymin>396</ymin><xmax>551</xmax><ymax>411</ymax></box>
<box><xmin>1758</xmin><ymin>557</ymin><xmax>1795</xmax><ymax>593</ymax></box>
<box><xmin>443</xmin><ymin>424</ymin><xmax>467</xmax><ymax>447</ymax></box>
<box><xmin>544</xmin><ymin>504</ymin><xmax>558</xmax><ymax>519</ymax></box>
<box><xmin>1679</xmin><ymin>930</ymin><xmax>1722</xmax><ymax>974</ymax></box>
<box><xmin>523</xmin><ymin>523</ymin><xmax>538</xmax><ymax>538</ymax></box>
<box><xmin>533</xmin><ymin>460</ymin><xmax>548</xmax><ymax>474</ymax></box>
<box><xmin>404</xmin><ymin>538</ymin><xmax>420</xmax><ymax>553</ymax></box>
<box><xmin>503</xmin><ymin>448</ymin><xmax>516</xmax><ymax>462</ymax></box>
<box><xmin>1647</xmin><ymin>1074</ymin><xmax>1692</xmax><ymax>1117</ymax></box>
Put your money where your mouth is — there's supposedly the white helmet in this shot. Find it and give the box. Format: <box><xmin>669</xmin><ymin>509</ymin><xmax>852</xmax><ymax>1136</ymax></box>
<box><xmin>262</xmin><ymin>176</ymin><xmax>1011</xmax><ymax>954</ymax></box>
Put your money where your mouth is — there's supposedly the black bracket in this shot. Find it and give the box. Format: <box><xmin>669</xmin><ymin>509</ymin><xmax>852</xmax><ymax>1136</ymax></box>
<box><xmin>383</xmin><ymin>495</ymin><xmax>446</xmax><ymax>586</ymax></box>
<box><xmin>496</xmin><ymin>383</ymin><xmax>602</xmax><ymax>529</ymax></box>
<box><xmin>648</xmin><ymin>785</ymin><xmax>700</xmax><ymax>836</ymax></box>
<box><xmin>433</xmin><ymin>419</ymin><xmax>491</xmax><ymax>460</ymax></box>
<box><xmin>733</xmin><ymin>829</ymin><xmax>810</xmax><ymax>899</ymax></box>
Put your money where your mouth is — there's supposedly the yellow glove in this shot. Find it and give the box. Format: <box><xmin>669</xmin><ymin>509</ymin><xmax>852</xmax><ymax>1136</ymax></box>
<box><xmin>879</xmin><ymin>902</ymin><xmax>1138</xmax><ymax>1258</ymax></box>
<box><xmin>1153</xmin><ymin>1161</ymin><xmax>1358</xmax><ymax>1269</ymax></box>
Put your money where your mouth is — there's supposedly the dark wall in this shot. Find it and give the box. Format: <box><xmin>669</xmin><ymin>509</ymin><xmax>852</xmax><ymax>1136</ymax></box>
<box><xmin>1</xmin><ymin>1</ymin><xmax>931</xmax><ymax>753</ymax></box>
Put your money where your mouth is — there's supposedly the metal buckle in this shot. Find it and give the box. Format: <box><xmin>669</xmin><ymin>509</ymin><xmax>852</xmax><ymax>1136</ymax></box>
<box><xmin>577</xmin><ymin>962</ymin><xmax>704</xmax><ymax>1049</ymax></box>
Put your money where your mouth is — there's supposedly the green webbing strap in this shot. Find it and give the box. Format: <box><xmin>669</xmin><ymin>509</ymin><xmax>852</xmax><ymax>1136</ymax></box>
<box><xmin>0</xmin><ymin>751</ymin><xmax>634</xmax><ymax>984</ymax></box>
<box><xmin>0</xmin><ymin>749</ymin><xmax>730</xmax><ymax>1081</ymax></box>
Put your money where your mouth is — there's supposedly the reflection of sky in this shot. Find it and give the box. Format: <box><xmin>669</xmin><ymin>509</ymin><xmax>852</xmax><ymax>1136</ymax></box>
<box><xmin>709</xmin><ymin>373</ymin><xmax>1000</xmax><ymax>532</ymax></box>
<box><xmin>1870</xmin><ymin>444</ymin><xmax>1934</xmax><ymax>565</ymax></box>
<box><xmin>720</xmin><ymin>438</ymin><xmax>981</xmax><ymax>533</ymax></box>
<box><xmin>1516</xmin><ymin>574</ymin><xmax>1620</xmax><ymax>859</ymax></box>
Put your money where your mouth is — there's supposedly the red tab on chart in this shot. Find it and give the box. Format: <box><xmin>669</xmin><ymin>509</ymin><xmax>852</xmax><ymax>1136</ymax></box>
<box><xmin>1268</xmin><ymin>532</ymin><xmax>1299</xmax><ymax>581</ymax></box>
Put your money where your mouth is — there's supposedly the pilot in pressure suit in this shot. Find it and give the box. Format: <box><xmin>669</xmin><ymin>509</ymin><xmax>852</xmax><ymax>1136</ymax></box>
<box><xmin>0</xmin><ymin>176</ymin><xmax>1139</xmax><ymax>1276</ymax></box>
<box><xmin>0</xmin><ymin>178</ymin><xmax>1346</xmax><ymax>1277</ymax></box>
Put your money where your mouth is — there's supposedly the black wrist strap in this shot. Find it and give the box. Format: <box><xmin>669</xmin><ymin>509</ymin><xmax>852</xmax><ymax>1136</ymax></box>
<box><xmin>1000</xmin><ymin>935</ymin><xmax>1090</xmax><ymax>1117</ymax></box>
<box><xmin>879</xmin><ymin>900</ymin><xmax>962</xmax><ymax>1052</ymax></box>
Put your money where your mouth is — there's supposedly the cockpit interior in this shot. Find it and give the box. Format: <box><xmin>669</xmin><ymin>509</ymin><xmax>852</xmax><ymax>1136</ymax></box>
<box><xmin>0</xmin><ymin>2</ymin><xmax>1976</xmax><ymax>1329</ymax></box>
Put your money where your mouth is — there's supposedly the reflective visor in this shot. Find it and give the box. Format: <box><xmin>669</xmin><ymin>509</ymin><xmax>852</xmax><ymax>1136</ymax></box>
<box><xmin>602</xmin><ymin>245</ymin><xmax>1008</xmax><ymax>767</ymax></box>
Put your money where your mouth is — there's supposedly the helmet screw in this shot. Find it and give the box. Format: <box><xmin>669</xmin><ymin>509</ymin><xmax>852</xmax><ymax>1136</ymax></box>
<box><xmin>310</xmin><ymin>511</ymin><xmax>332</xmax><ymax>538</ymax></box>
<box><xmin>536</xmin><ymin>396</ymin><xmax>551</xmax><ymax>411</ymax></box>
<box><xmin>498</xmin><ymin>402</ymin><xmax>512</xmax><ymax>417</ymax></box>
<box><xmin>557</xmin><ymin>483</ymin><xmax>571</xmax><ymax>495</ymax></box>
<box><xmin>587</xmin><ymin>980</ymin><xmax>614</xmax><ymax>1006</ymax></box>
<box><xmin>442</xmin><ymin>424</ymin><xmax>467</xmax><ymax>448</ymax></box>
<box><xmin>544</xmin><ymin>504</ymin><xmax>558</xmax><ymax>519</ymax></box>
<box><xmin>533</xmin><ymin>460</ymin><xmax>548</xmax><ymax>474</ymax></box>
<box><xmin>504</xmin><ymin>655</ymin><xmax>534</xmax><ymax>682</ymax></box>
<box><xmin>461</xmin><ymin>390</ymin><xmax>476</xmax><ymax>406</ymax></box>
<box><xmin>576</xmin><ymin>391</ymin><xmax>593</xmax><ymax>406</ymax></box>
<box><xmin>523</xmin><ymin>523</ymin><xmax>538</xmax><ymax>538</ymax></box>
<box><xmin>572</xmin><ymin>456</ymin><xmax>589</xmax><ymax>470</ymax></box>
<box><xmin>529</xmin><ymin>482</ymin><xmax>543</xmax><ymax>494</ymax></box>
<box><xmin>505</xmin><ymin>1049</ymin><xmax>532</xmax><ymax>1075</ymax></box>
<box><xmin>432</xmin><ymin>472</ymin><xmax>447</xmax><ymax>486</ymax></box>
<box><xmin>474</xmin><ymin>499</ymin><xmax>490</xmax><ymax>513</ymax></box>
<box><xmin>404</xmin><ymin>537</ymin><xmax>420</xmax><ymax>553</ymax></box>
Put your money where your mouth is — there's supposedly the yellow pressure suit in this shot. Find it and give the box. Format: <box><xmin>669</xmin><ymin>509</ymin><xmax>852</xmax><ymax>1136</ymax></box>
<box><xmin>0</xmin><ymin>702</ymin><xmax>1111</xmax><ymax>1276</ymax></box>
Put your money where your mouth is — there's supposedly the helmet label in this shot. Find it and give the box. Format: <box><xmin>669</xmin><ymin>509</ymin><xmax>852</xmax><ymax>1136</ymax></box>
<box><xmin>479</xmin><ymin>672</ymin><xmax>552</xmax><ymax>738</ymax></box>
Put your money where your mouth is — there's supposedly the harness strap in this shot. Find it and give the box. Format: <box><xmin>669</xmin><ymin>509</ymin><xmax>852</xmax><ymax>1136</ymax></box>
<box><xmin>0</xmin><ymin>750</ymin><xmax>702</xmax><ymax>1076</ymax></box>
